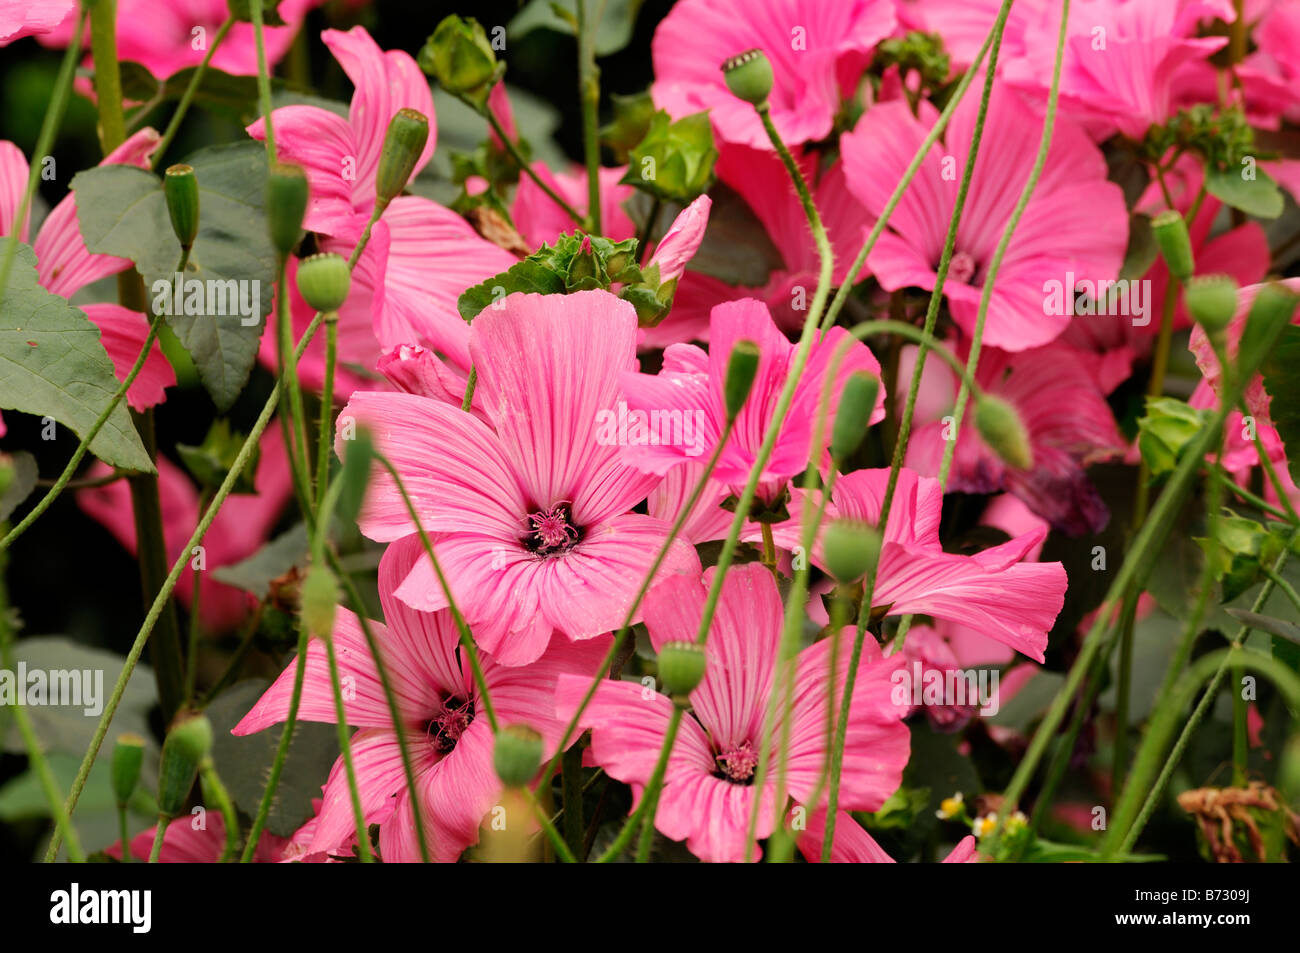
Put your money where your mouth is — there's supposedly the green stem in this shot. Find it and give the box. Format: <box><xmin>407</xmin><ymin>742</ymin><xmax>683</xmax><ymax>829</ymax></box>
<box><xmin>148</xmin><ymin>816</ymin><xmax>170</xmax><ymax>862</ymax></box>
<box><xmin>199</xmin><ymin>758</ymin><xmax>240</xmax><ymax>862</ymax></box>
<box><xmin>562</xmin><ymin>745</ymin><xmax>585</xmax><ymax>858</ymax></box>
<box><xmin>89</xmin><ymin>0</ymin><xmax>126</xmax><ymax>153</ymax></box>
<box><xmin>313</xmin><ymin>313</ymin><xmax>339</xmax><ymax>516</ymax></box>
<box><xmin>576</xmin><ymin>0</ymin><xmax>602</xmax><ymax>235</ymax></box>
<box><xmin>596</xmin><ymin>706</ymin><xmax>682</xmax><ymax>863</ymax></box>
<box><xmin>152</xmin><ymin>16</ymin><xmax>236</xmax><ymax>168</ymax></box>
<box><xmin>117</xmin><ymin>805</ymin><xmax>131</xmax><ymax>862</ymax></box>
<box><xmin>249</xmin><ymin>0</ymin><xmax>276</xmax><ymax>159</ymax></box>
<box><xmin>483</xmin><ymin>109</ymin><xmax>588</xmax><ymax>230</ymax></box>
<box><xmin>321</xmin><ymin>591</ymin><xmax>374</xmax><ymax>862</ymax></box>
<box><xmin>182</xmin><ymin>490</ymin><xmax>212</xmax><ymax>705</ymax></box>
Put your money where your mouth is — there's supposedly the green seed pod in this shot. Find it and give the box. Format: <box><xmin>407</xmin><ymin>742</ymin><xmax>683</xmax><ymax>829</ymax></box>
<box><xmin>974</xmin><ymin>394</ymin><xmax>1034</xmax><ymax>470</ymax></box>
<box><xmin>157</xmin><ymin>713</ymin><xmax>212</xmax><ymax>819</ymax></box>
<box><xmin>724</xmin><ymin>339</ymin><xmax>760</xmax><ymax>420</ymax></box>
<box><xmin>1238</xmin><ymin>281</ymin><xmax>1300</xmax><ymax>379</ymax></box>
<box><xmin>296</xmin><ymin>252</ymin><xmax>352</xmax><ymax>313</ymax></box>
<box><xmin>420</xmin><ymin>15</ymin><xmax>498</xmax><ymax>97</ymax></box>
<box><xmin>831</xmin><ymin>371</ymin><xmax>881</xmax><ymax>463</ymax></box>
<box><xmin>1184</xmin><ymin>274</ymin><xmax>1239</xmax><ymax>336</ymax></box>
<box><xmin>1151</xmin><ymin>209</ymin><xmax>1194</xmax><ymax>283</ymax></box>
<box><xmin>266</xmin><ymin>161</ymin><xmax>309</xmax><ymax>258</ymax></box>
<box><xmin>163</xmin><ymin>164</ymin><xmax>199</xmax><ymax>250</ymax></box>
<box><xmin>658</xmin><ymin>641</ymin><xmax>707</xmax><ymax>699</ymax></box>
<box><xmin>721</xmin><ymin>49</ymin><xmax>774</xmax><ymax>107</ymax></box>
<box><xmin>822</xmin><ymin>519</ymin><xmax>883</xmax><ymax>584</ymax></box>
<box><xmin>493</xmin><ymin>724</ymin><xmax>544</xmax><ymax>788</ymax></box>
<box><xmin>300</xmin><ymin>564</ymin><xmax>338</xmax><ymax>637</ymax></box>
<box><xmin>375</xmin><ymin>108</ymin><xmax>430</xmax><ymax>206</ymax></box>
<box><xmin>110</xmin><ymin>733</ymin><xmax>146</xmax><ymax>807</ymax></box>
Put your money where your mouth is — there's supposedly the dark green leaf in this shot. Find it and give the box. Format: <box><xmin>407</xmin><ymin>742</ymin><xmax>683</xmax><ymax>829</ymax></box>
<box><xmin>1204</xmin><ymin>166</ymin><xmax>1284</xmax><ymax>219</ymax></box>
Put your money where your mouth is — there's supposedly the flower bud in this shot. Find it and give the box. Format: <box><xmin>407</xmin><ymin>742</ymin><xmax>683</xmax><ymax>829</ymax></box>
<box><xmin>157</xmin><ymin>713</ymin><xmax>212</xmax><ymax>818</ymax></box>
<box><xmin>493</xmin><ymin>723</ymin><xmax>543</xmax><ymax>788</ymax></box>
<box><xmin>420</xmin><ymin>15</ymin><xmax>499</xmax><ymax>98</ymax></box>
<box><xmin>974</xmin><ymin>395</ymin><xmax>1033</xmax><ymax>470</ymax></box>
<box><xmin>163</xmin><ymin>164</ymin><xmax>199</xmax><ymax>250</ymax></box>
<box><xmin>266</xmin><ymin>161</ymin><xmax>308</xmax><ymax>258</ymax></box>
<box><xmin>375</xmin><ymin>108</ymin><xmax>430</xmax><ymax>206</ymax></box>
<box><xmin>110</xmin><ymin>733</ymin><xmax>146</xmax><ymax>807</ymax></box>
<box><xmin>1238</xmin><ymin>281</ymin><xmax>1300</xmax><ymax>379</ymax></box>
<box><xmin>1137</xmin><ymin>397</ymin><xmax>1207</xmax><ymax>478</ymax></box>
<box><xmin>657</xmin><ymin>641</ymin><xmax>707</xmax><ymax>699</ymax></box>
<box><xmin>296</xmin><ymin>252</ymin><xmax>351</xmax><ymax>313</ymax></box>
<box><xmin>822</xmin><ymin>519</ymin><xmax>883</xmax><ymax>584</ymax></box>
<box><xmin>300</xmin><ymin>564</ymin><xmax>337</xmax><ymax>636</ymax></box>
<box><xmin>1151</xmin><ymin>209</ymin><xmax>1194</xmax><ymax>283</ymax></box>
<box><xmin>721</xmin><ymin>49</ymin><xmax>774</xmax><ymax>107</ymax></box>
<box><xmin>724</xmin><ymin>339</ymin><xmax>760</xmax><ymax>420</ymax></box>
<box><xmin>831</xmin><ymin>371</ymin><xmax>880</xmax><ymax>462</ymax></box>
<box><xmin>1184</xmin><ymin>274</ymin><xmax>1238</xmax><ymax>336</ymax></box>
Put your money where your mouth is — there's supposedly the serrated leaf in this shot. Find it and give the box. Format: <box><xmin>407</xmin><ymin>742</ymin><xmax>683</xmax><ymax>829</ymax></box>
<box><xmin>0</xmin><ymin>244</ymin><xmax>153</xmax><ymax>471</ymax></box>
<box><xmin>118</xmin><ymin>61</ymin><xmax>264</xmax><ymax>125</ymax></box>
<box><xmin>457</xmin><ymin>260</ymin><xmax>566</xmax><ymax>322</ymax></box>
<box><xmin>1204</xmin><ymin>166</ymin><xmax>1284</xmax><ymax>219</ymax></box>
<box><xmin>73</xmin><ymin>142</ymin><xmax>276</xmax><ymax>410</ymax></box>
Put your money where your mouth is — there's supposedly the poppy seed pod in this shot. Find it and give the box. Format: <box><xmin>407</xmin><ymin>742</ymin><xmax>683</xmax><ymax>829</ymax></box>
<box><xmin>110</xmin><ymin>733</ymin><xmax>146</xmax><ymax>807</ymax></box>
<box><xmin>296</xmin><ymin>252</ymin><xmax>352</xmax><ymax>313</ymax></box>
<box><xmin>375</xmin><ymin>108</ymin><xmax>430</xmax><ymax>206</ymax></box>
<box><xmin>157</xmin><ymin>713</ymin><xmax>213</xmax><ymax>818</ymax></box>
<box><xmin>300</xmin><ymin>564</ymin><xmax>338</xmax><ymax>637</ymax></box>
<box><xmin>1151</xmin><ymin>209</ymin><xmax>1194</xmax><ymax>283</ymax></box>
<box><xmin>1184</xmin><ymin>275</ymin><xmax>1238</xmax><ymax>336</ymax></box>
<box><xmin>266</xmin><ymin>161</ymin><xmax>309</xmax><ymax>257</ymax></box>
<box><xmin>822</xmin><ymin>519</ymin><xmax>883</xmax><ymax>584</ymax></box>
<box><xmin>721</xmin><ymin>49</ymin><xmax>773</xmax><ymax>107</ymax></box>
<box><xmin>831</xmin><ymin>370</ymin><xmax>880</xmax><ymax>462</ymax></box>
<box><xmin>658</xmin><ymin>640</ymin><xmax>707</xmax><ymax>698</ymax></box>
<box><xmin>163</xmin><ymin>164</ymin><xmax>199</xmax><ymax>250</ymax></box>
<box><xmin>493</xmin><ymin>724</ymin><xmax>544</xmax><ymax>788</ymax></box>
<box><xmin>974</xmin><ymin>394</ymin><xmax>1034</xmax><ymax>470</ymax></box>
<box><xmin>724</xmin><ymin>339</ymin><xmax>760</xmax><ymax>420</ymax></box>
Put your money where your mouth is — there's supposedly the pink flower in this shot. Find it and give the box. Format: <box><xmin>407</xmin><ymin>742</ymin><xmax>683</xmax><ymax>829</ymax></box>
<box><xmin>0</xmin><ymin>129</ymin><xmax>174</xmax><ymax>411</ymax></box>
<box><xmin>900</xmin><ymin>341</ymin><xmax>1126</xmax><ymax>534</ymax></box>
<box><xmin>339</xmin><ymin>290</ymin><xmax>695</xmax><ymax>667</ymax></box>
<box><xmin>1002</xmin><ymin>0</ymin><xmax>1236</xmax><ymax>140</ymax></box>
<box><xmin>620</xmin><ymin>297</ymin><xmax>885</xmax><ymax>502</ymax></box>
<box><xmin>77</xmin><ymin>424</ymin><xmax>293</xmax><ymax>632</ymax></box>
<box><xmin>0</xmin><ymin>0</ymin><xmax>73</xmax><ymax>46</ymax></box>
<box><xmin>249</xmin><ymin>27</ymin><xmax>517</xmax><ymax>391</ymax></box>
<box><xmin>557</xmin><ymin>562</ymin><xmax>910</xmax><ymax>863</ymax></box>
<box><xmin>106</xmin><ymin>815</ymin><xmax>294</xmax><ymax>863</ymax></box>
<box><xmin>234</xmin><ymin>539</ymin><xmax>610</xmax><ymax>862</ymax></box>
<box><xmin>648</xmin><ymin>195</ymin><xmax>711</xmax><ymax>284</ymax></box>
<box><xmin>894</xmin><ymin>0</ymin><xmax>1037</xmax><ymax>70</ymax></box>
<box><xmin>795</xmin><ymin>806</ymin><xmax>979</xmax><ymax>862</ymax></box>
<box><xmin>841</xmin><ymin>85</ymin><xmax>1127</xmax><ymax>352</ymax></box>
<box><xmin>651</xmin><ymin>0</ymin><xmax>896</xmax><ymax>149</ymax></box>
<box><xmin>767</xmin><ymin>467</ymin><xmax>1068</xmax><ymax>662</ymax></box>
<box><xmin>511</xmin><ymin>163</ymin><xmax>635</xmax><ymax>249</ymax></box>
<box><xmin>40</xmin><ymin>0</ymin><xmax>318</xmax><ymax>79</ymax></box>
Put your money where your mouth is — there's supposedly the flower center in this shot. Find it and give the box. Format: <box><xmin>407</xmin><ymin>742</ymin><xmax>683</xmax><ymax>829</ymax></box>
<box><xmin>524</xmin><ymin>502</ymin><xmax>583</xmax><ymax>556</ymax></box>
<box><xmin>948</xmin><ymin>250</ymin><xmax>977</xmax><ymax>285</ymax></box>
<box><xmin>427</xmin><ymin>696</ymin><xmax>475</xmax><ymax>752</ymax></box>
<box><xmin>715</xmin><ymin>741</ymin><xmax>759</xmax><ymax>784</ymax></box>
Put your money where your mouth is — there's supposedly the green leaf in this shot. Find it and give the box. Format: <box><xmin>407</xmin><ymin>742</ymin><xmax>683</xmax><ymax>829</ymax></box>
<box><xmin>457</xmin><ymin>260</ymin><xmax>568</xmax><ymax>322</ymax></box>
<box><xmin>1204</xmin><ymin>165</ymin><xmax>1284</xmax><ymax>219</ymax></box>
<box><xmin>72</xmin><ymin>142</ymin><xmax>277</xmax><ymax>410</ymax></box>
<box><xmin>509</xmin><ymin>0</ymin><xmax>644</xmax><ymax>56</ymax></box>
<box><xmin>0</xmin><ymin>450</ymin><xmax>38</xmax><ymax>522</ymax></box>
<box><xmin>0</xmin><ymin>244</ymin><xmax>153</xmax><ymax>472</ymax></box>
<box><xmin>118</xmin><ymin>62</ymin><xmax>263</xmax><ymax>126</ymax></box>
<box><xmin>211</xmin><ymin>524</ymin><xmax>309</xmax><ymax>595</ymax></box>
<box><xmin>1261</xmin><ymin>324</ymin><xmax>1300</xmax><ymax>484</ymax></box>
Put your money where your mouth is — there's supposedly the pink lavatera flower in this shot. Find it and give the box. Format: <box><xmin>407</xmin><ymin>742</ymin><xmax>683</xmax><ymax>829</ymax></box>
<box><xmin>234</xmin><ymin>539</ymin><xmax>610</xmax><ymax>863</ymax></box>
<box><xmin>106</xmin><ymin>815</ymin><xmax>296</xmax><ymax>863</ymax></box>
<box><xmin>0</xmin><ymin>0</ymin><xmax>73</xmax><ymax>46</ymax></box>
<box><xmin>900</xmin><ymin>341</ymin><xmax>1126</xmax><ymax>535</ymax></box>
<box><xmin>77</xmin><ymin>424</ymin><xmax>293</xmax><ymax>632</ymax></box>
<box><xmin>0</xmin><ymin>129</ymin><xmax>174</xmax><ymax>411</ymax></box>
<box><xmin>647</xmin><ymin>194</ymin><xmax>712</xmax><ymax>285</ymax></box>
<box><xmin>795</xmin><ymin>806</ymin><xmax>980</xmax><ymax>862</ymax></box>
<box><xmin>620</xmin><ymin>297</ymin><xmax>885</xmax><ymax>503</ymax></box>
<box><xmin>248</xmin><ymin>26</ymin><xmax>517</xmax><ymax>389</ymax></box>
<box><xmin>841</xmin><ymin>85</ymin><xmax>1127</xmax><ymax>352</ymax></box>
<box><xmin>39</xmin><ymin>0</ymin><xmax>317</xmax><ymax>80</ymax></box>
<box><xmin>1002</xmin><ymin>0</ymin><xmax>1237</xmax><ymax>140</ymax></box>
<box><xmin>557</xmin><ymin>562</ymin><xmax>910</xmax><ymax>863</ymax></box>
<box><xmin>339</xmin><ymin>290</ymin><xmax>696</xmax><ymax>667</ymax></box>
<box><xmin>511</xmin><ymin>162</ymin><xmax>635</xmax><ymax>250</ymax></box>
<box><xmin>1210</xmin><ymin>408</ymin><xmax>1300</xmax><ymax>517</ymax></box>
<box><xmin>651</xmin><ymin>0</ymin><xmax>896</xmax><ymax>149</ymax></box>
<box><xmin>765</xmin><ymin>467</ymin><xmax>1067</xmax><ymax>662</ymax></box>
<box><xmin>894</xmin><ymin>0</ymin><xmax>1038</xmax><ymax>70</ymax></box>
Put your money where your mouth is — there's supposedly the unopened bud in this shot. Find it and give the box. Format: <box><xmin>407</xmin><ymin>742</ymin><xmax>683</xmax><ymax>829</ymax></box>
<box><xmin>974</xmin><ymin>394</ymin><xmax>1033</xmax><ymax>470</ymax></box>
<box><xmin>822</xmin><ymin>519</ymin><xmax>883</xmax><ymax>584</ymax></box>
<box><xmin>163</xmin><ymin>164</ymin><xmax>199</xmax><ymax>249</ymax></box>
<box><xmin>1184</xmin><ymin>274</ymin><xmax>1238</xmax><ymax>336</ymax></box>
<box><xmin>266</xmin><ymin>161</ymin><xmax>308</xmax><ymax>257</ymax></box>
<box><xmin>493</xmin><ymin>724</ymin><xmax>543</xmax><ymax>788</ymax></box>
<box><xmin>110</xmin><ymin>733</ymin><xmax>146</xmax><ymax>807</ymax></box>
<box><xmin>831</xmin><ymin>371</ymin><xmax>880</xmax><ymax>462</ymax></box>
<box><xmin>157</xmin><ymin>713</ymin><xmax>212</xmax><ymax>818</ymax></box>
<box><xmin>1151</xmin><ymin>209</ymin><xmax>1194</xmax><ymax>283</ymax></box>
<box><xmin>375</xmin><ymin>109</ymin><xmax>430</xmax><ymax>205</ymax></box>
<box><xmin>300</xmin><ymin>564</ymin><xmax>337</xmax><ymax>636</ymax></box>
<box><xmin>296</xmin><ymin>253</ymin><xmax>351</xmax><ymax>313</ymax></box>
<box><xmin>724</xmin><ymin>339</ymin><xmax>760</xmax><ymax>420</ymax></box>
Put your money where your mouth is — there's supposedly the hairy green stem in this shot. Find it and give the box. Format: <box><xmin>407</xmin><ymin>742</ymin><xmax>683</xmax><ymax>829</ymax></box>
<box><xmin>152</xmin><ymin>16</ymin><xmax>236</xmax><ymax>167</ymax></box>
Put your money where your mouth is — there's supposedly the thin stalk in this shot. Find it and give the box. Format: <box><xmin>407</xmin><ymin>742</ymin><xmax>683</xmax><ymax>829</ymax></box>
<box><xmin>199</xmin><ymin>758</ymin><xmax>240</xmax><ymax>862</ymax></box>
<box><xmin>249</xmin><ymin>0</ymin><xmax>276</xmax><ymax>159</ymax></box>
<box><xmin>89</xmin><ymin>0</ymin><xmax>126</xmax><ymax>153</ymax></box>
<box><xmin>483</xmin><ymin>109</ymin><xmax>587</xmax><ymax>229</ymax></box>
<box><xmin>576</xmin><ymin>0</ymin><xmax>602</xmax><ymax>234</ymax></box>
<box><xmin>148</xmin><ymin>817</ymin><xmax>170</xmax><ymax>862</ymax></box>
<box><xmin>152</xmin><ymin>16</ymin><xmax>236</xmax><ymax>168</ymax></box>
